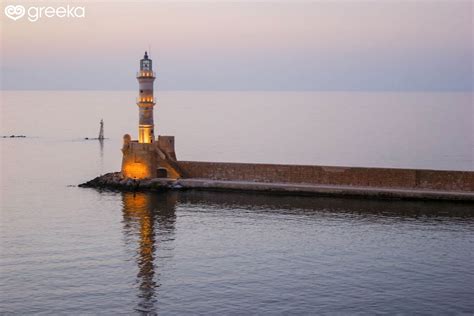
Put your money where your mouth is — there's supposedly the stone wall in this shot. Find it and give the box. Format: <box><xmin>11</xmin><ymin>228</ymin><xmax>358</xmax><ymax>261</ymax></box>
<box><xmin>157</xmin><ymin>136</ymin><xmax>177</xmax><ymax>160</ymax></box>
<box><xmin>121</xmin><ymin>136</ymin><xmax>182</xmax><ymax>180</ymax></box>
<box><xmin>177</xmin><ymin>161</ymin><xmax>474</xmax><ymax>192</ymax></box>
<box><xmin>122</xmin><ymin>141</ymin><xmax>159</xmax><ymax>179</ymax></box>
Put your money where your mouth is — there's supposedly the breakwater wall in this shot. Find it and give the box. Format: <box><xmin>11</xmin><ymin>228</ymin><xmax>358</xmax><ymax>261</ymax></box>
<box><xmin>177</xmin><ymin>161</ymin><xmax>474</xmax><ymax>192</ymax></box>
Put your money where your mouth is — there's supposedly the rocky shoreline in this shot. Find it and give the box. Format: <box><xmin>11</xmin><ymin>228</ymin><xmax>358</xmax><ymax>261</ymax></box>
<box><xmin>79</xmin><ymin>172</ymin><xmax>181</xmax><ymax>191</ymax></box>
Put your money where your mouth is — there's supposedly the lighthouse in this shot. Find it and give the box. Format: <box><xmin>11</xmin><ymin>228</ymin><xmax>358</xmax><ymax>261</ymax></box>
<box><xmin>137</xmin><ymin>51</ymin><xmax>156</xmax><ymax>143</ymax></box>
<box><xmin>121</xmin><ymin>52</ymin><xmax>181</xmax><ymax>180</ymax></box>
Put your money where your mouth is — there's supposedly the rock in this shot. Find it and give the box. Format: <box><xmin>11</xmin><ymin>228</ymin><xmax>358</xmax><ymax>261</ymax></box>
<box><xmin>171</xmin><ymin>183</ymin><xmax>183</xmax><ymax>189</ymax></box>
<box><xmin>79</xmin><ymin>172</ymin><xmax>180</xmax><ymax>192</ymax></box>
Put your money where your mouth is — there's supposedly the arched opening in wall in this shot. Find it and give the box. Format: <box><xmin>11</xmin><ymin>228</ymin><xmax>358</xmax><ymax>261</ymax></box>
<box><xmin>157</xmin><ymin>167</ymin><xmax>168</xmax><ymax>178</ymax></box>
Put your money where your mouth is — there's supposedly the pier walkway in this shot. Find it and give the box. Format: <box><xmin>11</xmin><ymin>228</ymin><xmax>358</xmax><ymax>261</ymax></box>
<box><xmin>177</xmin><ymin>178</ymin><xmax>474</xmax><ymax>201</ymax></box>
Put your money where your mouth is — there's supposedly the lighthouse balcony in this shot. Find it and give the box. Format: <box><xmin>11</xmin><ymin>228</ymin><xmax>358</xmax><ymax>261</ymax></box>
<box><xmin>136</xmin><ymin>71</ymin><xmax>156</xmax><ymax>78</ymax></box>
<box><xmin>137</xmin><ymin>97</ymin><xmax>157</xmax><ymax>104</ymax></box>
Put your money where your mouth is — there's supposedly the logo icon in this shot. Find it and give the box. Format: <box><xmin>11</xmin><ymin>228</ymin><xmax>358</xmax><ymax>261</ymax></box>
<box><xmin>4</xmin><ymin>5</ymin><xmax>25</xmax><ymax>21</ymax></box>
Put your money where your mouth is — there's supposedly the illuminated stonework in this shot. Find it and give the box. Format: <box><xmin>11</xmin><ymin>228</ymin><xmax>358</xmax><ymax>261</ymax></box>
<box><xmin>122</xmin><ymin>162</ymin><xmax>152</xmax><ymax>179</ymax></box>
<box><xmin>138</xmin><ymin>125</ymin><xmax>154</xmax><ymax>144</ymax></box>
<box><xmin>120</xmin><ymin>53</ymin><xmax>182</xmax><ymax>180</ymax></box>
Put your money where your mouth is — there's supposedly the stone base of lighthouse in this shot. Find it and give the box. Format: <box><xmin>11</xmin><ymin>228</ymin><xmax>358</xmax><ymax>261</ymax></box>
<box><xmin>121</xmin><ymin>135</ymin><xmax>182</xmax><ymax>180</ymax></box>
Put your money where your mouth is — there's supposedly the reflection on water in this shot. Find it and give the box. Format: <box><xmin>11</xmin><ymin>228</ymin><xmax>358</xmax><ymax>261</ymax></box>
<box><xmin>99</xmin><ymin>139</ymin><xmax>104</xmax><ymax>174</ymax></box>
<box><xmin>117</xmin><ymin>190</ymin><xmax>473</xmax><ymax>314</ymax></box>
<box><xmin>2</xmin><ymin>179</ymin><xmax>473</xmax><ymax>314</ymax></box>
<box><xmin>99</xmin><ymin>138</ymin><xmax>104</xmax><ymax>159</ymax></box>
<box><xmin>179</xmin><ymin>190</ymin><xmax>474</xmax><ymax>220</ymax></box>
<box><xmin>121</xmin><ymin>192</ymin><xmax>177</xmax><ymax>314</ymax></box>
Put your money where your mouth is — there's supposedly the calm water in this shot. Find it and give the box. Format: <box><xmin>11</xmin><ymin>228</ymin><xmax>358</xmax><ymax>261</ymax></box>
<box><xmin>1</xmin><ymin>91</ymin><xmax>473</xmax><ymax>314</ymax></box>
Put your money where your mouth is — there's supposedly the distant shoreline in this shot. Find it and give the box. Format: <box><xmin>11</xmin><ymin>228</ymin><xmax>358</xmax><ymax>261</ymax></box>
<box><xmin>2</xmin><ymin>135</ymin><xmax>26</xmax><ymax>138</ymax></box>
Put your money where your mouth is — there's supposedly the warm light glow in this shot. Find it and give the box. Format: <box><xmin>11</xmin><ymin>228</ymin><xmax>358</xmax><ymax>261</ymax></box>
<box><xmin>137</xmin><ymin>71</ymin><xmax>154</xmax><ymax>78</ymax></box>
<box><xmin>122</xmin><ymin>192</ymin><xmax>155</xmax><ymax>294</ymax></box>
<box><xmin>123</xmin><ymin>192</ymin><xmax>148</xmax><ymax>211</ymax></box>
<box><xmin>137</xmin><ymin>97</ymin><xmax>154</xmax><ymax>103</ymax></box>
<box><xmin>122</xmin><ymin>162</ymin><xmax>150</xmax><ymax>179</ymax></box>
<box><xmin>122</xmin><ymin>193</ymin><xmax>153</xmax><ymax>255</ymax></box>
<box><xmin>138</xmin><ymin>126</ymin><xmax>153</xmax><ymax>144</ymax></box>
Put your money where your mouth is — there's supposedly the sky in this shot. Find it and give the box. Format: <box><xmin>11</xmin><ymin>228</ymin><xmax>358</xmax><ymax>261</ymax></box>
<box><xmin>0</xmin><ymin>0</ymin><xmax>473</xmax><ymax>91</ymax></box>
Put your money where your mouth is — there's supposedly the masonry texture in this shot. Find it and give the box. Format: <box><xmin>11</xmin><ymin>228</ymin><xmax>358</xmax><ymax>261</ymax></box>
<box><xmin>177</xmin><ymin>161</ymin><xmax>474</xmax><ymax>192</ymax></box>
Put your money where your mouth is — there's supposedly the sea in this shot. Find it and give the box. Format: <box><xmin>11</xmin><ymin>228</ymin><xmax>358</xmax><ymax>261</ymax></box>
<box><xmin>1</xmin><ymin>91</ymin><xmax>473</xmax><ymax>314</ymax></box>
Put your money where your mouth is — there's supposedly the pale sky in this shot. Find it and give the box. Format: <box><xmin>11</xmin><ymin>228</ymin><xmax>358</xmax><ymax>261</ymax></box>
<box><xmin>1</xmin><ymin>0</ymin><xmax>473</xmax><ymax>90</ymax></box>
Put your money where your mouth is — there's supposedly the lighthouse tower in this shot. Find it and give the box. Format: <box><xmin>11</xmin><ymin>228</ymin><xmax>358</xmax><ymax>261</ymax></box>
<box><xmin>137</xmin><ymin>51</ymin><xmax>156</xmax><ymax>143</ymax></box>
<box><xmin>121</xmin><ymin>52</ymin><xmax>181</xmax><ymax>180</ymax></box>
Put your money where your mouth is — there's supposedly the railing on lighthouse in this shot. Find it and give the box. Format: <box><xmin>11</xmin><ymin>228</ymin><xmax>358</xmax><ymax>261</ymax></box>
<box><xmin>136</xmin><ymin>97</ymin><xmax>157</xmax><ymax>104</ymax></box>
<box><xmin>136</xmin><ymin>71</ymin><xmax>156</xmax><ymax>78</ymax></box>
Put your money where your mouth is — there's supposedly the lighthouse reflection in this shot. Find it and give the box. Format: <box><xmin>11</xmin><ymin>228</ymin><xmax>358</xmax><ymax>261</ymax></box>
<box><xmin>121</xmin><ymin>191</ymin><xmax>177</xmax><ymax>314</ymax></box>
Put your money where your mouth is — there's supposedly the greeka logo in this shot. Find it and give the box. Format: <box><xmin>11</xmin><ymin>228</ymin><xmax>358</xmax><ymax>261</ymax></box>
<box><xmin>4</xmin><ymin>4</ymin><xmax>85</xmax><ymax>22</ymax></box>
<box><xmin>4</xmin><ymin>5</ymin><xmax>25</xmax><ymax>20</ymax></box>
